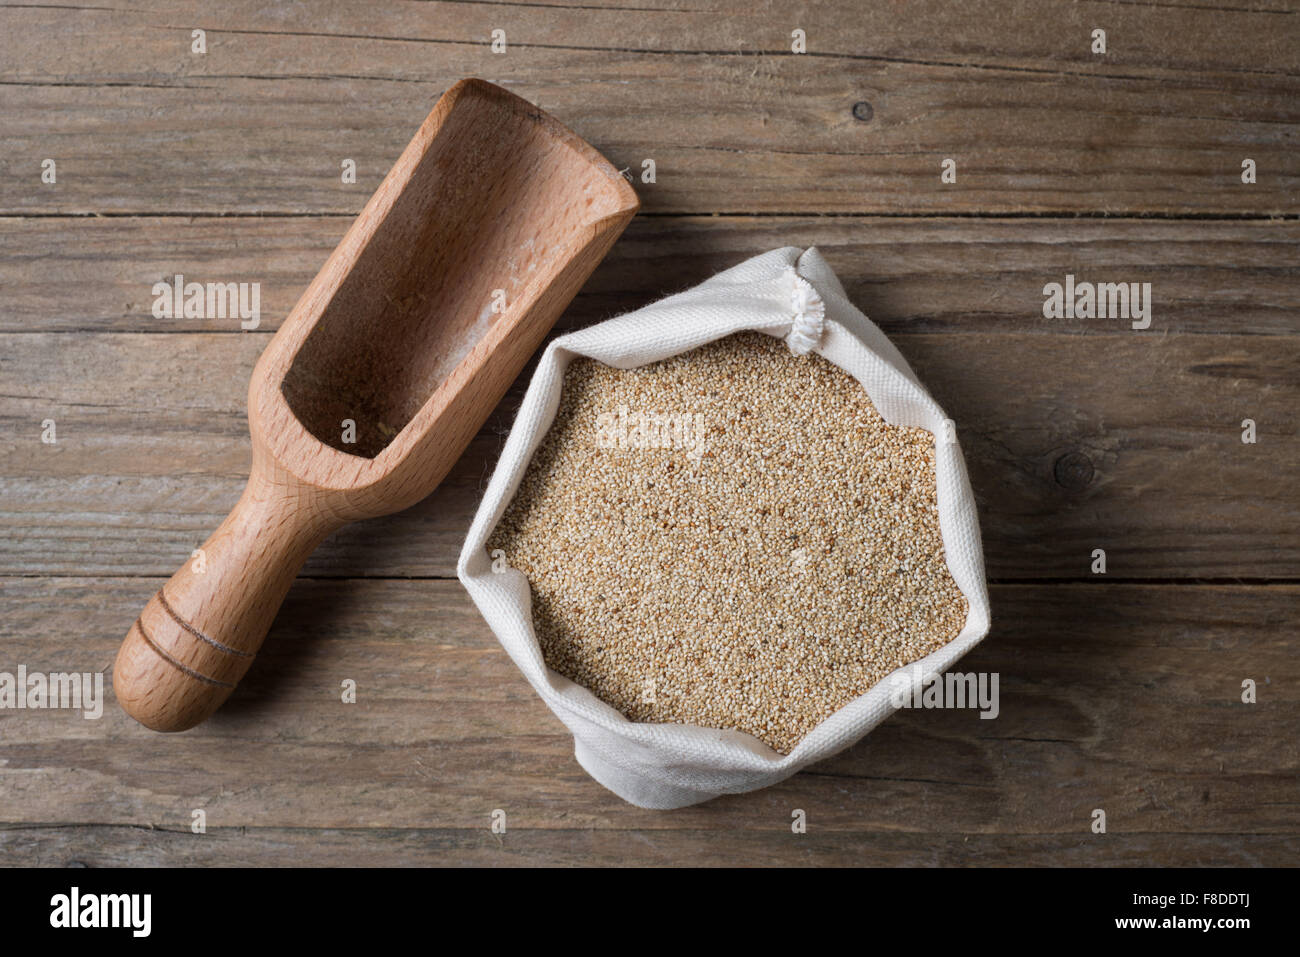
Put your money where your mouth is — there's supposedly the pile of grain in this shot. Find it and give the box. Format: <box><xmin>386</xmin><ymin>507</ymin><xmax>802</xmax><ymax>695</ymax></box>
<box><xmin>488</xmin><ymin>332</ymin><xmax>967</xmax><ymax>754</ymax></box>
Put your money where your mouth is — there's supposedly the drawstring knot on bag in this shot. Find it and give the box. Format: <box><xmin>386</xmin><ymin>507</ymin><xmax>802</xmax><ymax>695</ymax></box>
<box><xmin>781</xmin><ymin>267</ymin><xmax>825</xmax><ymax>356</ymax></box>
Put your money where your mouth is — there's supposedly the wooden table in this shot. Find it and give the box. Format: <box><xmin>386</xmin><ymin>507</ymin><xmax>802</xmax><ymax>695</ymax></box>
<box><xmin>2</xmin><ymin>0</ymin><xmax>1296</xmax><ymax>866</ymax></box>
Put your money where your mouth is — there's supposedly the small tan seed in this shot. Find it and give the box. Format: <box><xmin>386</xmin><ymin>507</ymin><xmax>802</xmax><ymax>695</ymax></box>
<box><xmin>489</xmin><ymin>332</ymin><xmax>968</xmax><ymax>754</ymax></box>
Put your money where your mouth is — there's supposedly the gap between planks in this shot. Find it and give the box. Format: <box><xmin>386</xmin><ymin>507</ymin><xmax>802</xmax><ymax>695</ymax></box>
<box><xmin>3</xmin><ymin>211</ymin><xmax>1298</xmax><ymax>221</ymax></box>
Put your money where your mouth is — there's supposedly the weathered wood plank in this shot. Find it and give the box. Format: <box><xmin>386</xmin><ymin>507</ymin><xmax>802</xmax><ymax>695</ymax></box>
<box><xmin>6</xmin><ymin>0</ymin><xmax>1298</xmax><ymax>77</ymax></box>
<box><xmin>1</xmin><ymin>3</ymin><xmax>1295</xmax><ymax>214</ymax></box>
<box><xmin>2</xmin><ymin>215</ymin><xmax>1296</xmax><ymax>335</ymax></box>
<box><xmin>3</xmin><ymin>824</ymin><xmax>1294</xmax><ymax>868</ymax></box>
<box><xmin>2</xmin><ymin>328</ymin><xmax>1296</xmax><ymax>579</ymax></box>
<box><xmin>3</xmin><ymin>0</ymin><xmax>1295</xmax><ymax>871</ymax></box>
<box><xmin>1</xmin><ymin>579</ymin><xmax>1296</xmax><ymax>843</ymax></box>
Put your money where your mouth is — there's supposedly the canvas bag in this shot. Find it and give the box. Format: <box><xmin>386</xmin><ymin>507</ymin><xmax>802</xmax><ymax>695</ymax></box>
<box><xmin>458</xmin><ymin>246</ymin><xmax>992</xmax><ymax>809</ymax></box>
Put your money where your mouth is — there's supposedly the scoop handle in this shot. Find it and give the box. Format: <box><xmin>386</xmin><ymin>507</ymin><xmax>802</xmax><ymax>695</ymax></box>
<box><xmin>113</xmin><ymin>473</ymin><xmax>338</xmax><ymax>732</ymax></box>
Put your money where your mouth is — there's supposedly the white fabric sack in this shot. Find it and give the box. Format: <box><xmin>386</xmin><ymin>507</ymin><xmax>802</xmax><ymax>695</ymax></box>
<box><xmin>458</xmin><ymin>246</ymin><xmax>991</xmax><ymax>809</ymax></box>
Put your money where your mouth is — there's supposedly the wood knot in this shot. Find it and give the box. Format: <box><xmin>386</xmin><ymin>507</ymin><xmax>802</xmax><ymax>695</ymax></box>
<box><xmin>852</xmin><ymin>101</ymin><xmax>874</xmax><ymax>122</ymax></box>
<box><xmin>1053</xmin><ymin>451</ymin><xmax>1094</xmax><ymax>491</ymax></box>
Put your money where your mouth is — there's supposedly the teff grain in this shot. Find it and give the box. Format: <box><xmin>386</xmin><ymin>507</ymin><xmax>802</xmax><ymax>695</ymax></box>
<box><xmin>489</xmin><ymin>332</ymin><xmax>968</xmax><ymax>754</ymax></box>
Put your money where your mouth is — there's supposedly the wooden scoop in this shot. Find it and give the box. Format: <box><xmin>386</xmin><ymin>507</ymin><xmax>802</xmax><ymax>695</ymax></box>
<box><xmin>114</xmin><ymin>78</ymin><xmax>638</xmax><ymax>732</ymax></box>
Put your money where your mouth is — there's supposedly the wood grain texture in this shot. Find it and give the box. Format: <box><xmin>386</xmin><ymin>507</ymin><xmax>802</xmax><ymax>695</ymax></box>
<box><xmin>1</xmin><ymin>578</ymin><xmax>1296</xmax><ymax>866</ymax></box>
<box><xmin>4</xmin><ymin>826</ymin><xmax>1295</xmax><ymax>868</ymax></box>
<box><xmin>2</xmin><ymin>0</ymin><xmax>1297</xmax><ymax>866</ymax></box>
<box><xmin>2</xmin><ymin>326</ymin><xmax>1295</xmax><ymax>581</ymax></box>
<box><xmin>1</xmin><ymin>2</ymin><xmax>1295</xmax><ymax>215</ymax></box>
<box><xmin>2</xmin><ymin>215</ymin><xmax>1297</xmax><ymax>336</ymax></box>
